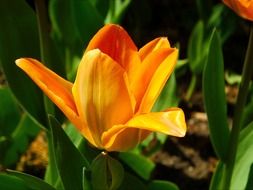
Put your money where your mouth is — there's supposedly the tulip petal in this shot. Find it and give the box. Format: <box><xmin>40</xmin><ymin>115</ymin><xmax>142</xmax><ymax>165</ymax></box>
<box><xmin>85</xmin><ymin>24</ymin><xmax>141</xmax><ymax>75</ymax></box>
<box><xmin>15</xmin><ymin>58</ymin><xmax>80</xmax><ymax>125</ymax></box>
<box><xmin>72</xmin><ymin>49</ymin><xmax>135</xmax><ymax>147</ymax></box>
<box><xmin>102</xmin><ymin>108</ymin><xmax>186</xmax><ymax>151</ymax></box>
<box><xmin>139</xmin><ymin>37</ymin><xmax>171</xmax><ymax>61</ymax></box>
<box><xmin>130</xmin><ymin>48</ymin><xmax>178</xmax><ymax>113</ymax></box>
<box><xmin>139</xmin><ymin>49</ymin><xmax>178</xmax><ymax>113</ymax></box>
<box><xmin>223</xmin><ymin>0</ymin><xmax>253</xmax><ymax>21</ymax></box>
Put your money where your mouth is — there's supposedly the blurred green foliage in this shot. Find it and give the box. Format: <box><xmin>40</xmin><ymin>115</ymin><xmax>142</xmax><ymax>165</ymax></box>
<box><xmin>0</xmin><ymin>0</ymin><xmax>253</xmax><ymax>190</ymax></box>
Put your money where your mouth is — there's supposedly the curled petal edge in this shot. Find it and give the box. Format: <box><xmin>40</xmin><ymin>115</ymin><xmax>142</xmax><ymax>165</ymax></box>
<box><xmin>101</xmin><ymin>108</ymin><xmax>186</xmax><ymax>151</ymax></box>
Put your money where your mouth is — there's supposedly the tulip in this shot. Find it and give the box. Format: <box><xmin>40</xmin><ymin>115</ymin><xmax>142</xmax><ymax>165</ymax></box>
<box><xmin>16</xmin><ymin>24</ymin><xmax>186</xmax><ymax>151</ymax></box>
<box><xmin>223</xmin><ymin>0</ymin><xmax>253</xmax><ymax>21</ymax></box>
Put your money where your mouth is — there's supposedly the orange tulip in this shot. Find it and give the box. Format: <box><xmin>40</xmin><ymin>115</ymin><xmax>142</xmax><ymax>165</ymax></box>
<box><xmin>223</xmin><ymin>0</ymin><xmax>253</xmax><ymax>21</ymax></box>
<box><xmin>16</xmin><ymin>24</ymin><xmax>186</xmax><ymax>151</ymax></box>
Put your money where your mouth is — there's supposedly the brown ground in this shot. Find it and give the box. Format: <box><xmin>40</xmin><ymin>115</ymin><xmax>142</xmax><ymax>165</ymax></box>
<box><xmin>152</xmin><ymin>111</ymin><xmax>217</xmax><ymax>190</ymax></box>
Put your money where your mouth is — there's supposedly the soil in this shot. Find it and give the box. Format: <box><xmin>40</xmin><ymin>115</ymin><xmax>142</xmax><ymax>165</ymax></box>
<box><xmin>16</xmin><ymin>132</ymin><xmax>48</xmax><ymax>179</ymax></box>
<box><xmin>152</xmin><ymin>111</ymin><xmax>217</xmax><ymax>190</ymax></box>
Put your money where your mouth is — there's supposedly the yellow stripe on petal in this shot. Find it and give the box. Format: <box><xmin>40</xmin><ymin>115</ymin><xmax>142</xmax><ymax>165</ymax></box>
<box><xmin>16</xmin><ymin>58</ymin><xmax>79</xmax><ymax>123</ymax></box>
<box><xmin>72</xmin><ymin>49</ymin><xmax>135</xmax><ymax>147</ymax></box>
<box><xmin>130</xmin><ymin>48</ymin><xmax>177</xmax><ymax>112</ymax></box>
<box><xmin>102</xmin><ymin>108</ymin><xmax>186</xmax><ymax>151</ymax></box>
<box><xmin>139</xmin><ymin>37</ymin><xmax>171</xmax><ymax>61</ymax></box>
<box><xmin>103</xmin><ymin>128</ymin><xmax>142</xmax><ymax>152</ymax></box>
<box><xmin>16</xmin><ymin>58</ymin><xmax>96</xmax><ymax>146</ymax></box>
<box><xmin>128</xmin><ymin>108</ymin><xmax>186</xmax><ymax>136</ymax></box>
<box><xmin>138</xmin><ymin>49</ymin><xmax>178</xmax><ymax>113</ymax></box>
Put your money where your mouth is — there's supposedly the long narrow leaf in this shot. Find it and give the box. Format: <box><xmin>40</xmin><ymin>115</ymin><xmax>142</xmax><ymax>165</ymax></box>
<box><xmin>0</xmin><ymin>0</ymin><xmax>47</xmax><ymax>127</ymax></box>
<box><xmin>210</xmin><ymin>122</ymin><xmax>253</xmax><ymax>189</ymax></box>
<box><xmin>7</xmin><ymin>170</ymin><xmax>56</xmax><ymax>190</ymax></box>
<box><xmin>203</xmin><ymin>29</ymin><xmax>229</xmax><ymax>161</ymax></box>
<box><xmin>119</xmin><ymin>152</ymin><xmax>155</xmax><ymax>180</ymax></box>
<box><xmin>0</xmin><ymin>173</ymin><xmax>31</xmax><ymax>190</ymax></box>
<box><xmin>148</xmin><ymin>180</ymin><xmax>179</xmax><ymax>190</ymax></box>
<box><xmin>49</xmin><ymin>116</ymin><xmax>89</xmax><ymax>190</ymax></box>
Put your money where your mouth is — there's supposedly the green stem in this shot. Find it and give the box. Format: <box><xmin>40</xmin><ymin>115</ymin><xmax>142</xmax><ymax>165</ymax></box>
<box><xmin>223</xmin><ymin>24</ymin><xmax>253</xmax><ymax>189</ymax></box>
<box><xmin>35</xmin><ymin>1</ymin><xmax>57</xmax><ymax>184</ymax></box>
<box><xmin>34</xmin><ymin>0</ymin><xmax>55</xmax><ymax>116</ymax></box>
<box><xmin>35</xmin><ymin>0</ymin><xmax>50</xmax><ymax>64</ymax></box>
<box><xmin>196</xmin><ymin>0</ymin><xmax>212</xmax><ymax>22</ymax></box>
<box><xmin>185</xmin><ymin>74</ymin><xmax>197</xmax><ymax>101</ymax></box>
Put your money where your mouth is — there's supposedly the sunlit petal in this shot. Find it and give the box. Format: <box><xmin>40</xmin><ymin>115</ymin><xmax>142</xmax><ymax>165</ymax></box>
<box><xmin>139</xmin><ymin>37</ymin><xmax>171</xmax><ymax>61</ymax></box>
<box><xmin>103</xmin><ymin>128</ymin><xmax>142</xmax><ymax>151</ymax></box>
<box><xmin>72</xmin><ymin>49</ymin><xmax>135</xmax><ymax>147</ymax></box>
<box><xmin>16</xmin><ymin>24</ymin><xmax>187</xmax><ymax>152</ymax></box>
<box><xmin>138</xmin><ymin>49</ymin><xmax>178</xmax><ymax>113</ymax></box>
<box><xmin>223</xmin><ymin>0</ymin><xmax>253</xmax><ymax>21</ymax></box>
<box><xmin>130</xmin><ymin>48</ymin><xmax>178</xmax><ymax>113</ymax></box>
<box><xmin>102</xmin><ymin>108</ymin><xmax>186</xmax><ymax>151</ymax></box>
<box><xmin>15</xmin><ymin>58</ymin><xmax>79</xmax><ymax>126</ymax></box>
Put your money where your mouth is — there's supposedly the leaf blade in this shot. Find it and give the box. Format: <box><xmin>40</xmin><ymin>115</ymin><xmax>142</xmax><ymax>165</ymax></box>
<box><xmin>0</xmin><ymin>0</ymin><xmax>47</xmax><ymax>127</ymax></box>
<box><xmin>49</xmin><ymin>116</ymin><xmax>89</xmax><ymax>190</ymax></box>
<box><xmin>202</xmin><ymin>29</ymin><xmax>229</xmax><ymax>161</ymax></box>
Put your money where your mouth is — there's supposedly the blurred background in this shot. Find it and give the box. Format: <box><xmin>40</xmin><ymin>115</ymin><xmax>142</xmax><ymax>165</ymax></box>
<box><xmin>0</xmin><ymin>0</ymin><xmax>251</xmax><ymax>189</ymax></box>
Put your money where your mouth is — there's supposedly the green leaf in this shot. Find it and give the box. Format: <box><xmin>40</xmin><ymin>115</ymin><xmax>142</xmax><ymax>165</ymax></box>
<box><xmin>64</xmin><ymin>122</ymin><xmax>100</xmax><ymax>162</ymax></box>
<box><xmin>91</xmin><ymin>153</ymin><xmax>124</xmax><ymax>190</ymax></box>
<box><xmin>187</xmin><ymin>21</ymin><xmax>208</xmax><ymax>74</ymax></box>
<box><xmin>49</xmin><ymin>0</ymin><xmax>104</xmax><ymax>82</ymax></box>
<box><xmin>0</xmin><ymin>0</ymin><xmax>47</xmax><ymax>127</ymax></box>
<box><xmin>0</xmin><ymin>173</ymin><xmax>31</xmax><ymax>190</ymax></box>
<box><xmin>148</xmin><ymin>180</ymin><xmax>180</xmax><ymax>190</ymax></box>
<box><xmin>202</xmin><ymin>29</ymin><xmax>229</xmax><ymax>161</ymax></box>
<box><xmin>49</xmin><ymin>0</ymin><xmax>103</xmax><ymax>49</ymax></box>
<box><xmin>196</xmin><ymin>0</ymin><xmax>212</xmax><ymax>21</ymax></box>
<box><xmin>152</xmin><ymin>73</ymin><xmax>178</xmax><ymax>112</ymax></box>
<box><xmin>245</xmin><ymin>163</ymin><xmax>253</xmax><ymax>190</ymax></box>
<box><xmin>3</xmin><ymin>114</ymin><xmax>40</xmax><ymax>166</ymax></box>
<box><xmin>230</xmin><ymin>122</ymin><xmax>253</xmax><ymax>189</ymax></box>
<box><xmin>7</xmin><ymin>170</ymin><xmax>56</xmax><ymax>190</ymax></box>
<box><xmin>49</xmin><ymin>116</ymin><xmax>89</xmax><ymax>190</ymax></box>
<box><xmin>139</xmin><ymin>133</ymin><xmax>167</xmax><ymax>156</ymax></box>
<box><xmin>0</xmin><ymin>87</ymin><xmax>40</xmax><ymax>167</ymax></box>
<box><xmin>210</xmin><ymin>122</ymin><xmax>253</xmax><ymax>189</ymax></box>
<box><xmin>90</xmin><ymin>154</ymin><xmax>107</xmax><ymax>190</ymax></box>
<box><xmin>119</xmin><ymin>152</ymin><xmax>155</xmax><ymax>180</ymax></box>
<box><xmin>207</xmin><ymin>4</ymin><xmax>237</xmax><ymax>43</ymax></box>
<box><xmin>0</xmin><ymin>87</ymin><xmax>20</xmax><ymax>136</ymax></box>
<box><xmin>241</xmin><ymin>91</ymin><xmax>253</xmax><ymax>127</ymax></box>
<box><xmin>209</xmin><ymin>162</ymin><xmax>225</xmax><ymax>190</ymax></box>
<box><xmin>44</xmin><ymin>130</ymin><xmax>61</xmax><ymax>188</ymax></box>
<box><xmin>90</xmin><ymin>0</ymin><xmax>109</xmax><ymax>18</ymax></box>
<box><xmin>107</xmin><ymin>155</ymin><xmax>124</xmax><ymax>190</ymax></box>
<box><xmin>105</xmin><ymin>0</ymin><xmax>132</xmax><ymax>24</ymax></box>
<box><xmin>82</xmin><ymin>167</ymin><xmax>92</xmax><ymax>190</ymax></box>
<box><xmin>118</xmin><ymin>172</ymin><xmax>147</xmax><ymax>190</ymax></box>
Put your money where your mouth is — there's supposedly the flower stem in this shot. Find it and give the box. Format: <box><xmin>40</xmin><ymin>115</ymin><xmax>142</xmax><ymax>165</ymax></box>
<box><xmin>34</xmin><ymin>0</ymin><xmax>51</xmax><ymax>64</ymax></box>
<box><xmin>34</xmin><ymin>0</ymin><xmax>55</xmax><ymax>116</ymax></box>
<box><xmin>196</xmin><ymin>0</ymin><xmax>212</xmax><ymax>22</ymax></box>
<box><xmin>185</xmin><ymin>74</ymin><xmax>197</xmax><ymax>101</ymax></box>
<box><xmin>223</xmin><ymin>23</ymin><xmax>253</xmax><ymax>189</ymax></box>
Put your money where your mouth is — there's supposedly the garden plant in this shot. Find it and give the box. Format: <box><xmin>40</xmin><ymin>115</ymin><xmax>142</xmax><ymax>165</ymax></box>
<box><xmin>0</xmin><ymin>0</ymin><xmax>253</xmax><ymax>190</ymax></box>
